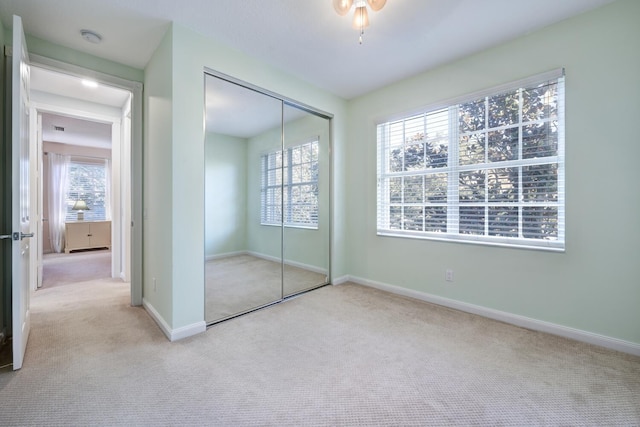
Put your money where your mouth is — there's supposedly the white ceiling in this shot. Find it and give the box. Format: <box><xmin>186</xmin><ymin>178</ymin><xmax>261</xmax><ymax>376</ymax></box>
<box><xmin>205</xmin><ymin>75</ymin><xmax>283</xmax><ymax>139</ymax></box>
<box><xmin>41</xmin><ymin>112</ymin><xmax>112</xmax><ymax>149</ymax></box>
<box><xmin>0</xmin><ymin>0</ymin><xmax>617</xmax><ymax>100</ymax></box>
<box><xmin>205</xmin><ymin>74</ymin><xmax>313</xmax><ymax>139</ymax></box>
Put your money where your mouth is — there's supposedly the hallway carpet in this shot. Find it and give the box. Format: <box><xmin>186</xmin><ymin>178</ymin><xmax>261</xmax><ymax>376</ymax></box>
<box><xmin>42</xmin><ymin>250</ymin><xmax>111</xmax><ymax>288</ymax></box>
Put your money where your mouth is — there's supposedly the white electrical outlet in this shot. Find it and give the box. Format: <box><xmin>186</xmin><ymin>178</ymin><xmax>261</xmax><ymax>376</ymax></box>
<box><xmin>445</xmin><ymin>269</ymin><xmax>454</xmax><ymax>282</ymax></box>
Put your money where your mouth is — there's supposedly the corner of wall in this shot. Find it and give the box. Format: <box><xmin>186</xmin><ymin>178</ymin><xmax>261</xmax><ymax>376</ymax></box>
<box><xmin>142</xmin><ymin>24</ymin><xmax>174</xmax><ymax>328</ymax></box>
<box><xmin>143</xmin><ymin>298</ymin><xmax>206</xmax><ymax>341</ymax></box>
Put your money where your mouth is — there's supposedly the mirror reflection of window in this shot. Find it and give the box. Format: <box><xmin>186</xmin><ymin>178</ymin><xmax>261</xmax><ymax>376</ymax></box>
<box><xmin>261</xmin><ymin>139</ymin><xmax>319</xmax><ymax>228</ymax></box>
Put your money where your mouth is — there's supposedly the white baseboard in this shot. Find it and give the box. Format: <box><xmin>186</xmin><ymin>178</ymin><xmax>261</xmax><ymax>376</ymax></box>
<box><xmin>170</xmin><ymin>321</ymin><xmax>207</xmax><ymax>341</ymax></box>
<box><xmin>142</xmin><ymin>298</ymin><xmax>171</xmax><ymax>339</ymax></box>
<box><xmin>206</xmin><ymin>250</ymin><xmax>328</xmax><ymax>276</ymax></box>
<box><xmin>143</xmin><ymin>298</ymin><xmax>206</xmax><ymax>342</ymax></box>
<box><xmin>332</xmin><ymin>275</ymin><xmax>350</xmax><ymax>285</ymax></box>
<box><xmin>247</xmin><ymin>251</ymin><xmax>328</xmax><ymax>275</ymax></box>
<box><xmin>246</xmin><ymin>251</ymin><xmax>278</xmax><ymax>263</ymax></box>
<box><xmin>346</xmin><ymin>275</ymin><xmax>640</xmax><ymax>357</ymax></box>
<box><xmin>205</xmin><ymin>250</ymin><xmax>247</xmax><ymax>262</ymax></box>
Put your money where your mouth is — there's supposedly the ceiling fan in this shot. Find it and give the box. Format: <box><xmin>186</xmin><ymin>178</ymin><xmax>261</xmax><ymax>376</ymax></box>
<box><xmin>333</xmin><ymin>0</ymin><xmax>387</xmax><ymax>44</ymax></box>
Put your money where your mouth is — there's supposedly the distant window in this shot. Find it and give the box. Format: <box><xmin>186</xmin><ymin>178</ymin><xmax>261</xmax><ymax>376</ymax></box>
<box><xmin>377</xmin><ymin>71</ymin><xmax>565</xmax><ymax>250</ymax></box>
<box><xmin>261</xmin><ymin>140</ymin><xmax>319</xmax><ymax>228</ymax></box>
<box><xmin>65</xmin><ymin>159</ymin><xmax>108</xmax><ymax>222</ymax></box>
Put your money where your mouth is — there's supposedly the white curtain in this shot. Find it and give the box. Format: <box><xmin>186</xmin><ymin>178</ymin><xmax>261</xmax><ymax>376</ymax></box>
<box><xmin>48</xmin><ymin>153</ymin><xmax>69</xmax><ymax>253</ymax></box>
<box><xmin>105</xmin><ymin>159</ymin><xmax>112</xmax><ymax>220</ymax></box>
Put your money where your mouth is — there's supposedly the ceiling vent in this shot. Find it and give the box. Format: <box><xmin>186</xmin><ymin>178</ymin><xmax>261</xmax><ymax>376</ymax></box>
<box><xmin>54</xmin><ymin>126</ymin><xmax>65</xmax><ymax>132</ymax></box>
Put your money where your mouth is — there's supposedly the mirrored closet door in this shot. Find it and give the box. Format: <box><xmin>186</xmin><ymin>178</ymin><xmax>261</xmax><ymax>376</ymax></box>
<box><xmin>282</xmin><ymin>103</ymin><xmax>330</xmax><ymax>297</ymax></box>
<box><xmin>204</xmin><ymin>71</ymin><xmax>331</xmax><ymax>324</ymax></box>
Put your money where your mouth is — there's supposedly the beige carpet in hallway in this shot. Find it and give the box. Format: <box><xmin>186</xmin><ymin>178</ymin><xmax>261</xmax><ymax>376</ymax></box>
<box><xmin>42</xmin><ymin>249</ymin><xmax>111</xmax><ymax>288</ymax></box>
<box><xmin>0</xmin><ymin>277</ymin><xmax>639</xmax><ymax>425</ymax></box>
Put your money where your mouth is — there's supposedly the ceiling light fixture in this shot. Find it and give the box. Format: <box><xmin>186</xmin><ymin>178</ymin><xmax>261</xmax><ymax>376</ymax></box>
<box><xmin>333</xmin><ymin>0</ymin><xmax>386</xmax><ymax>44</ymax></box>
<box><xmin>81</xmin><ymin>79</ymin><xmax>99</xmax><ymax>88</ymax></box>
<box><xmin>80</xmin><ymin>29</ymin><xmax>102</xmax><ymax>44</ymax></box>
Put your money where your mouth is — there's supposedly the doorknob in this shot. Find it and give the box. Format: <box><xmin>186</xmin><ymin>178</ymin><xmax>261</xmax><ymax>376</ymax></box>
<box><xmin>0</xmin><ymin>232</ymin><xmax>33</xmax><ymax>240</ymax></box>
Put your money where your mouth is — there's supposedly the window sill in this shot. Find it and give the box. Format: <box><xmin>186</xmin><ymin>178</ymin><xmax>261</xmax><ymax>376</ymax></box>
<box><xmin>377</xmin><ymin>230</ymin><xmax>565</xmax><ymax>253</ymax></box>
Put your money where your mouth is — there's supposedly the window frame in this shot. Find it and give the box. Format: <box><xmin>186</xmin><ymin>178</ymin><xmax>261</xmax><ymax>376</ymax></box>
<box><xmin>376</xmin><ymin>70</ymin><xmax>565</xmax><ymax>251</ymax></box>
<box><xmin>65</xmin><ymin>157</ymin><xmax>109</xmax><ymax>222</ymax></box>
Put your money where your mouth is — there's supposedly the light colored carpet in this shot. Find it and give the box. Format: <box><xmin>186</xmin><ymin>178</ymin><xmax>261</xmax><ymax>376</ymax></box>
<box><xmin>206</xmin><ymin>254</ymin><xmax>327</xmax><ymax>323</ymax></box>
<box><xmin>42</xmin><ymin>250</ymin><xmax>111</xmax><ymax>288</ymax></box>
<box><xmin>0</xmin><ymin>277</ymin><xmax>639</xmax><ymax>426</ymax></box>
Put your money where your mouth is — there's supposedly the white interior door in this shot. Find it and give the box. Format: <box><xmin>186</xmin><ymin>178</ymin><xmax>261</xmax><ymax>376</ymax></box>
<box><xmin>11</xmin><ymin>15</ymin><xmax>32</xmax><ymax>370</ymax></box>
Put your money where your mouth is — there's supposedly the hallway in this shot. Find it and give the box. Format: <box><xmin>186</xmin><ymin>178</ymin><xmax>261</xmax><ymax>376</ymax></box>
<box><xmin>42</xmin><ymin>250</ymin><xmax>112</xmax><ymax>288</ymax></box>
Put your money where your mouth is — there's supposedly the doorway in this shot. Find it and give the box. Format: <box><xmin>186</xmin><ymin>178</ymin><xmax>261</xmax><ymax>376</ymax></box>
<box><xmin>25</xmin><ymin>55</ymin><xmax>143</xmax><ymax>307</ymax></box>
<box><xmin>31</xmin><ymin>66</ymin><xmax>130</xmax><ymax>291</ymax></box>
<box><xmin>39</xmin><ymin>112</ymin><xmax>116</xmax><ymax>288</ymax></box>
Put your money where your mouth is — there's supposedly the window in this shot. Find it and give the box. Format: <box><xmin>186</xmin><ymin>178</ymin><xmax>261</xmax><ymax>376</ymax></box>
<box><xmin>377</xmin><ymin>71</ymin><xmax>564</xmax><ymax>250</ymax></box>
<box><xmin>261</xmin><ymin>140</ymin><xmax>319</xmax><ymax>228</ymax></box>
<box><xmin>65</xmin><ymin>159</ymin><xmax>109</xmax><ymax>222</ymax></box>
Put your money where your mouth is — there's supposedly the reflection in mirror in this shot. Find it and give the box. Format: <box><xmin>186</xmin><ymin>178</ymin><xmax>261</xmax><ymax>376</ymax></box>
<box><xmin>205</xmin><ymin>74</ymin><xmax>283</xmax><ymax>323</ymax></box>
<box><xmin>282</xmin><ymin>104</ymin><xmax>330</xmax><ymax>296</ymax></box>
<box><xmin>205</xmin><ymin>71</ymin><xmax>332</xmax><ymax>325</ymax></box>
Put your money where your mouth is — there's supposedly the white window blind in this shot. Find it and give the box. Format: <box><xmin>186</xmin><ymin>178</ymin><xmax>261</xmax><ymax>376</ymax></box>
<box><xmin>65</xmin><ymin>158</ymin><xmax>108</xmax><ymax>222</ymax></box>
<box><xmin>377</xmin><ymin>71</ymin><xmax>565</xmax><ymax>251</ymax></box>
<box><xmin>261</xmin><ymin>140</ymin><xmax>319</xmax><ymax>228</ymax></box>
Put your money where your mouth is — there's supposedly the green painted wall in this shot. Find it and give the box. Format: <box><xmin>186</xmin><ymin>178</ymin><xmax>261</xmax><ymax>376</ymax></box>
<box><xmin>143</xmin><ymin>28</ymin><xmax>174</xmax><ymax>325</ymax></box>
<box><xmin>205</xmin><ymin>132</ymin><xmax>248</xmax><ymax>258</ymax></box>
<box><xmin>345</xmin><ymin>0</ymin><xmax>640</xmax><ymax>345</ymax></box>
